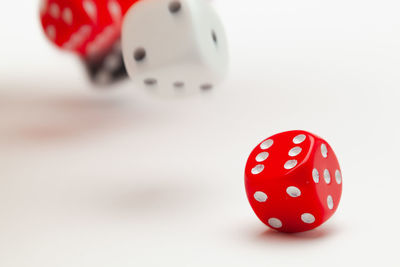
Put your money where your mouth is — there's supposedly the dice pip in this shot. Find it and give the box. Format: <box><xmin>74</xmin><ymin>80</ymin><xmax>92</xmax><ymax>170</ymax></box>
<box><xmin>245</xmin><ymin>130</ymin><xmax>343</xmax><ymax>233</ymax></box>
<box><xmin>121</xmin><ymin>0</ymin><xmax>229</xmax><ymax>95</ymax></box>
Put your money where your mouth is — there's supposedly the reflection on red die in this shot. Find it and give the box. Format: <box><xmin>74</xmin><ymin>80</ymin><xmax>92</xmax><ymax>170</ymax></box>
<box><xmin>39</xmin><ymin>0</ymin><xmax>138</xmax><ymax>57</ymax></box>
<box><xmin>244</xmin><ymin>130</ymin><xmax>343</xmax><ymax>233</ymax></box>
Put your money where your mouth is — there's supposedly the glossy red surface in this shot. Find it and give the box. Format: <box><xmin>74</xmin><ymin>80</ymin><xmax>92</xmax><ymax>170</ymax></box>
<box><xmin>40</xmin><ymin>0</ymin><xmax>139</xmax><ymax>57</ymax></box>
<box><xmin>244</xmin><ymin>130</ymin><xmax>342</xmax><ymax>233</ymax></box>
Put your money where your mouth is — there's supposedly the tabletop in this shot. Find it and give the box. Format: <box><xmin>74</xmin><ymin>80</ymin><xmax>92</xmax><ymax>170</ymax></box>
<box><xmin>1</xmin><ymin>0</ymin><xmax>399</xmax><ymax>266</ymax></box>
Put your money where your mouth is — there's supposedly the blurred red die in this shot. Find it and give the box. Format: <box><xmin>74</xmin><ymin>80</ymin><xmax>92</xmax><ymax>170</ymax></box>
<box><xmin>40</xmin><ymin>0</ymin><xmax>138</xmax><ymax>57</ymax></box>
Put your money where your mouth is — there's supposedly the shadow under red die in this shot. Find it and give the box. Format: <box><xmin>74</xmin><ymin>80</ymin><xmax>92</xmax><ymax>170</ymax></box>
<box><xmin>244</xmin><ymin>130</ymin><xmax>342</xmax><ymax>233</ymax></box>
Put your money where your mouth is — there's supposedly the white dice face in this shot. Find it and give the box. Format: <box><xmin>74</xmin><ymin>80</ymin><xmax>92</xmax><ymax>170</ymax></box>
<box><xmin>121</xmin><ymin>0</ymin><xmax>229</xmax><ymax>95</ymax></box>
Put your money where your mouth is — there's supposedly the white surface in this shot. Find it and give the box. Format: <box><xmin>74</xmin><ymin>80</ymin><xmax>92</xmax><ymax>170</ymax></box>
<box><xmin>1</xmin><ymin>0</ymin><xmax>399</xmax><ymax>266</ymax></box>
<box><xmin>122</xmin><ymin>0</ymin><xmax>228</xmax><ymax>95</ymax></box>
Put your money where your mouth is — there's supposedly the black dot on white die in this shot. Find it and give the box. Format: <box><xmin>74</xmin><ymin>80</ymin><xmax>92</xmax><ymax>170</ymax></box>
<box><xmin>133</xmin><ymin>47</ymin><xmax>146</xmax><ymax>62</ymax></box>
<box><xmin>168</xmin><ymin>1</ymin><xmax>182</xmax><ymax>14</ymax></box>
<box><xmin>173</xmin><ymin>81</ymin><xmax>185</xmax><ymax>88</ymax></box>
<box><xmin>200</xmin><ymin>84</ymin><xmax>213</xmax><ymax>91</ymax></box>
<box><xmin>211</xmin><ymin>30</ymin><xmax>218</xmax><ymax>45</ymax></box>
<box><xmin>144</xmin><ymin>78</ymin><xmax>157</xmax><ymax>86</ymax></box>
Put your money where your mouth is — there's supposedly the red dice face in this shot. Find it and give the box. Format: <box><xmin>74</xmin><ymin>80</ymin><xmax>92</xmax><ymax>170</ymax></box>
<box><xmin>40</xmin><ymin>0</ymin><xmax>137</xmax><ymax>57</ymax></box>
<box><xmin>244</xmin><ymin>130</ymin><xmax>342</xmax><ymax>233</ymax></box>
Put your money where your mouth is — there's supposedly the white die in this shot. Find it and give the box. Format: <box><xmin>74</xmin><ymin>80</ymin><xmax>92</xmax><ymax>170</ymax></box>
<box><xmin>121</xmin><ymin>0</ymin><xmax>229</xmax><ymax>95</ymax></box>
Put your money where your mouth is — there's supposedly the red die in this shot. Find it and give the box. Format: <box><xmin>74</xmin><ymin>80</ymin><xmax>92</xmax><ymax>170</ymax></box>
<box><xmin>244</xmin><ymin>130</ymin><xmax>343</xmax><ymax>233</ymax></box>
<box><xmin>39</xmin><ymin>0</ymin><xmax>137</xmax><ymax>57</ymax></box>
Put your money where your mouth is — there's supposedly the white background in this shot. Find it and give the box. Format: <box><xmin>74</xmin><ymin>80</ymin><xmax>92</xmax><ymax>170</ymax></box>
<box><xmin>1</xmin><ymin>0</ymin><xmax>399</xmax><ymax>266</ymax></box>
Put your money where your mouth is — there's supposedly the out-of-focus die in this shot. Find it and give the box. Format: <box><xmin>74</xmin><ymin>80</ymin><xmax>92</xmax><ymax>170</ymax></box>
<box><xmin>244</xmin><ymin>130</ymin><xmax>343</xmax><ymax>233</ymax></box>
<box><xmin>83</xmin><ymin>41</ymin><xmax>128</xmax><ymax>86</ymax></box>
<box><xmin>40</xmin><ymin>0</ymin><xmax>137</xmax><ymax>58</ymax></box>
<box><xmin>121</xmin><ymin>0</ymin><xmax>229</xmax><ymax>95</ymax></box>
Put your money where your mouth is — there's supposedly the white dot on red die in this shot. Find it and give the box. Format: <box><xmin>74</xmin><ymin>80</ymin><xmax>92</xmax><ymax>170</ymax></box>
<box><xmin>324</xmin><ymin>169</ymin><xmax>331</xmax><ymax>184</ymax></box>
<box><xmin>79</xmin><ymin>25</ymin><xmax>92</xmax><ymax>37</ymax></box>
<box><xmin>46</xmin><ymin>25</ymin><xmax>56</xmax><ymax>40</ymax></box>
<box><xmin>268</xmin><ymin>218</ymin><xmax>282</xmax><ymax>228</ymax></box>
<box><xmin>312</xmin><ymin>168</ymin><xmax>319</xmax><ymax>183</ymax></box>
<box><xmin>62</xmin><ymin>8</ymin><xmax>73</xmax><ymax>25</ymax></box>
<box><xmin>301</xmin><ymin>213</ymin><xmax>315</xmax><ymax>224</ymax></box>
<box><xmin>327</xmin><ymin>195</ymin><xmax>334</xmax><ymax>209</ymax></box>
<box><xmin>254</xmin><ymin>191</ymin><xmax>268</xmax><ymax>202</ymax></box>
<box><xmin>335</xmin><ymin>170</ymin><xmax>342</xmax><ymax>184</ymax></box>
<box><xmin>260</xmin><ymin>139</ymin><xmax>273</xmax><ymax>150</ymax></box>
<box><xmin>83</xmin><ymin>0</ymin><xmax>97</xmax><ymax>20</ymax></box>
<box><xmin>70</xmin><ymin>33</ymin><xmax>84</xmax><ymax>46</ymax></box>
<box><xmin>321</xmin><ymin>144</ymin><xmax>328</xmax><ymax>158</ymax></box>
<box><xmin>49</xmin><ymin>3</ymin><xmax>60</xmax><ymax>18</ymax></box>
<box><xmin>103</xmin><ymin>26</ymin><xmax>115</xmax><ymax>38</ymax></box>
<box><xmin>288</xmin><ymin>146</ymin><xmax>302</xmax><ymax>157</ymax></box>
<box><xmin>286</xmin><ymin>186</ymin><xmax>301</xmax><ymax>197</ymax></box>
<box><xmin>62</xmin><ymin>41</ymin><xmax>73</xmax><ymax>50</ymax></box>
<box><xmin>251</xmin><ymin>164</ymin><xmax>264</xmax><ymax>175</ymax></box>
<box><xmin>256</xmin><ymin>152</ymin><xmax>269</xmax><ymax>162</ymax></box>
<box><xmin>108</xmin><ymin>0</ymin><xmax>122</xmax><ymax>20</ymax></box>
<box><xmin>293</xmin><ymin>134</ymin><xmax>306</xmax><ymax>144</ymax></box>
<box><xmin>284</xmin><ymin>160</ymin><xmax>297</xmax><ymax>170</ymax></box>
<box><xmin>40</xmin><ymin>0</ymin><xmax>48</xmax><ymax>14</ymax></box>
